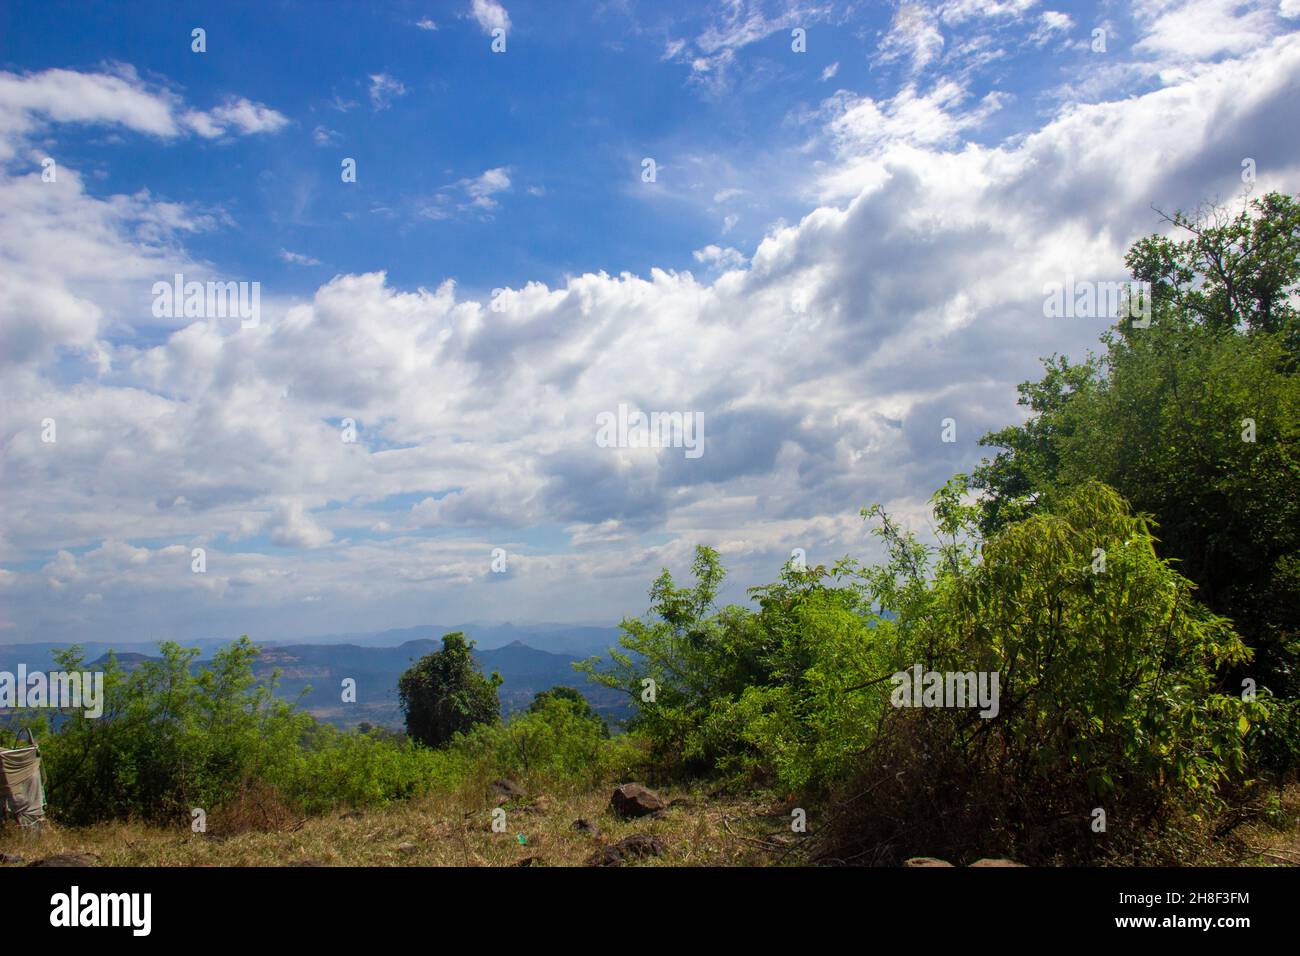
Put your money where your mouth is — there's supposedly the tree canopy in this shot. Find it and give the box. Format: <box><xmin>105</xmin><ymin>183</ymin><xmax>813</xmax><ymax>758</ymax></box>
<box><xmin>398</xmin><ymin>632</ymin><xmax>502</xmax><ymax>749</ymax></box>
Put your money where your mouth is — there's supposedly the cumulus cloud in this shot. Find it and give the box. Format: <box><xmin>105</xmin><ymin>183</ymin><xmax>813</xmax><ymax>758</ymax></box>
<box><xmin>186</xmin><ymin>97</ymin><xmax>290</xmax><ymax>137</ymax></box>
<box><xmin>4</xmin><ymin>21</ymin><xmax>1300</xmax><ymax>639</ymax></box>
<box><xmin>0</xmin><ymin>66</ymin><xmax>286</xmax><ymax>159</ymax></box>
<box><xmin>1029</xmin><ymin>10</ymin><xmax>1074</xmax><ymax>46</ymax></box>
<box><xmin>265</xmin><ymin>500</ymin><xmax>333</xmax><ymax>549</ymax></box>
<box><xmin>693</xmin><ymin>244</ymin><xmax>749</xmax><ymax>271</ymax></box>
<box><xmin>1134</xmin><ymin>0</ymin><xmax>1282</xmax><ymax>62</ymax></box>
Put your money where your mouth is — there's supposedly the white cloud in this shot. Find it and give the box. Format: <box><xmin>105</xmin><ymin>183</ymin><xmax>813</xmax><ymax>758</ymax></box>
<box><xmin>819</xmin><ymin>80</ymin><xmax>1007</xmax><ymax>179</ymax></box>
<box><xmin>5</xmin><ymin>26</ymin><xmax>1300</xmax><ymax>637</ymax></box>
<box><xmin>667</xmin><ymin>1</ymin><xmax>834</xmax><ymax>93</ymax></box>
<box><xmin>279</xmin><ymin>249</ymin><xmax>322</xmax><ymax>266</ymax></box>
<box><xmin>368</xmin><ymin>73</ymin><xmax>407</xmax><ymax>111</ymax></box>
<box><xmin>194</xmin><ymin>97</ymin><xmax>290</xmax><ymax>136</ymax></box>
<box><xmin>692</xmin><ymin>244</ymin><xmax>749</xmax><ymax>270</ymax></box>
<box><xmin>470</xmin><ymin>0</ymin><xmax>510</xmax><ymax>34</ymax></box>
<box><xmin>875</xmin><ymin>4</ymin><xmax>945</xmax><ymax>75</ymax></box>
<box><xmin>938</xmin><ymin>0</ymin><xmax>1038</xmax><ymax>26</ymax></box>
<box><xmin>1134</xmin><ymin>0</ymin><xmax>1280</xmax><ymax>63</ymax></box>
<box><xmin>0</xmin><ymin>66</ymin><xmax>286</xmax><ymax>159</ymax></box>
<box><xmin>266</xmin><ymin>500</ymin><xmax>333</xmax><ymax>549</ymax></box>
<box><xmin>423</xmin><ymin>167</ymin><xmax>512</xmax><ymax>217</ymax></box>
<box><xmin>1030</xmin><ymin>10</ymin><xmax>1074</xmax><ymax>45</ymax></box>
<box><xmin>313</xmin><ymin>124</ymin><xmax>340</xmax><ymax>146</ymax></box>
<box><xmin>466</xmin><ymin>167</ymin><xmax>511</xmax><ymax>203</ymax></box>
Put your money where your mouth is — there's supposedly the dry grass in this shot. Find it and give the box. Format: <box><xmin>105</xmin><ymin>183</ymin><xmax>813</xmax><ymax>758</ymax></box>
<box><xmin>0</xmin><ymin>782</ymin><xmax>811</xmax><ymax>867</ymax></box>
<box><xmin>1205</xmin><ymin>782</ymin><xmax>1300</xmax><ymax>867</ymax></box>
<box><xmin>7</xmin><ymin>779</ymin><xmax>1298</xmax><ymax>868</ymax></box>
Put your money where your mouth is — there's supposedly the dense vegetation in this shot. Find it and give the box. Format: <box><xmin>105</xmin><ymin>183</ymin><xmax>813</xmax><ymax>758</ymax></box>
<box><xmin>1</xmin><ymin>639</ymin><xmax>635</xmax><ymax>829</ymax></box>
<box><xmin>3</xmin><ymin>193</ymin><xmax>1297</xmax><ymax>863</ymax></box>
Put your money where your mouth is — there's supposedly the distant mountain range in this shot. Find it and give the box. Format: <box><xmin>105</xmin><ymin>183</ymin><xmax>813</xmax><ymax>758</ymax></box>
<box><xmin>289</xmin><ymin>623</ymin><xmax>622</xmax><ymax>657</ymax></box>
<box><xmin>248</xmin><ymin>638</ymin><xmax>630</xmax><ymax>728</ymax></box>
<box><xmin>0</xmin><ymin>622</ymin><xmax>631</xmax><ymax>730</ymax></box>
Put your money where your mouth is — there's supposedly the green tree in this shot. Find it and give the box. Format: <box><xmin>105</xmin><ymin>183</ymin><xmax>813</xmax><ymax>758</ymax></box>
<box><xmin>974</xmin><ymin>192</ymin><xmax>1300</xmax><ymax>698</ymax></box>
<box><xmin>398</xmin><ymin>632</ymin><xmax>502</xmax><ymax>749</ymax></box>
<box><xmin>529</xmin><ymin>686</ymin><xmax>608</xmax><ymax>736</ymax></box>
<box><xmin>576</xmin><ymin>544</ymin><xmax>893</xmax><ymax>786</ymax></box>
<box><xmin>1126</xmin><ymin>192</ymin><xmax>1300</xmax><ymax>340</ymax></box>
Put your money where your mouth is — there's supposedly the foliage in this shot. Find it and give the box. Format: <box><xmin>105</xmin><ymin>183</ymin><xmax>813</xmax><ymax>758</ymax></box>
<box><xmin>1125</xmin><ymin>192</ymin><xmax>1300</xmax><ymax>340</ymax></box>
<box><xmin>398</xmin><ymin>632</ymin><xmax>502</xmax><ymax>749</ymax></box>
<box><xmin>579</xmin><ymin>477</ymin><xmax>1267</xmax><ymax>862</ymax></box>
<box><xmin>529</xmin><ymin>686</ymin><xmax>609</xmax><ymax>736</ymax></box>
<box><xmin>973</xmin><ymin>192</ymin><xmax>1300</xmax><ymax>704</ymax></box>
<box><xmin>452</xmin><ymin>695</ymin><xmax>640</xmax><ymax>787</ymax></box>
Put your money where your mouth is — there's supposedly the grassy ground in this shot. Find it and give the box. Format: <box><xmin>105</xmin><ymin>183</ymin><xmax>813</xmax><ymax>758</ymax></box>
<box><xmin>0</xmin><ymin>782</ymin><xmax>807</xmax><ymax>867</ymax></box>
<box><xmin>5</xmin><ymin>781</ymin><xmax>1299</xmax><ymax>867</ymax></box>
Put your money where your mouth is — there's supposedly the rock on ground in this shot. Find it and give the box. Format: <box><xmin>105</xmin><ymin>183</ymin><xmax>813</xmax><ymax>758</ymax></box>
<box><xmin>610</xmin><ymin>783</ymin><xmax>665</xmax><ymax>818</ymax></box>
<box><xmin>586</xmin><ymin>834</ymin><xmax>666</xmax><ymax>867</ymax></box>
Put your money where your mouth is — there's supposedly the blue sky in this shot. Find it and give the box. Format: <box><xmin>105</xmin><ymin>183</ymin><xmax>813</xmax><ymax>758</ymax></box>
<box><xmin>5</xmin><ymin>0</ymin><xmax>1145</xmax><ymax>296</ymax></box>
<box><xmin>2</xmin><ymin>0</ymin><xmax>1299</xmax><ymax>645</ymax></box>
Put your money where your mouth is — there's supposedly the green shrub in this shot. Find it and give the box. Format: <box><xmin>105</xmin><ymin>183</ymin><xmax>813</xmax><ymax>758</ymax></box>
<box><xmin>450</xmin><ymin>696</ymin><xmax>642</xmax><ymax>789</ymax></box>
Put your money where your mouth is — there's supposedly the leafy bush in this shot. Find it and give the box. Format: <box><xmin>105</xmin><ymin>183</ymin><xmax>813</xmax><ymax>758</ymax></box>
<box><xmin>11</xmin><ymin>639</ymin><xmax>447</xmax><ymax>827</ymax></box>
<box><xmin>450</xmin><ymin>695</ymin><xmax>642</xmax><ymax>789</ymax></box>
<box><xmin>576</xmin><ymin>545</ymin><xmax>879</xmax><ymax>784</ymax></box>
<box><xmin>581</xmin><ymin>479</ymin><xmax>1272</xmax><ymax>860</ymax></box>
